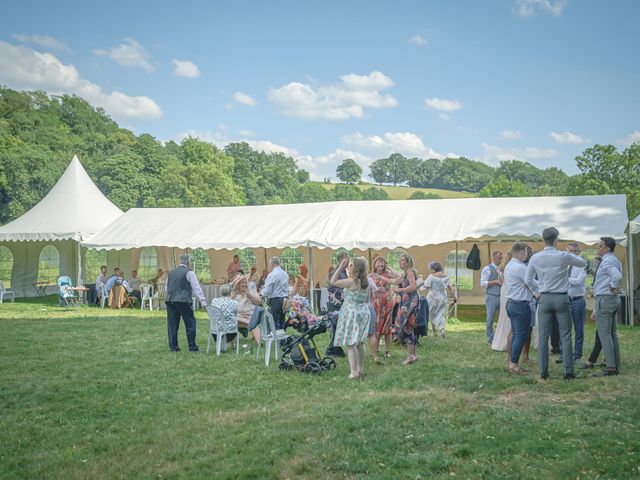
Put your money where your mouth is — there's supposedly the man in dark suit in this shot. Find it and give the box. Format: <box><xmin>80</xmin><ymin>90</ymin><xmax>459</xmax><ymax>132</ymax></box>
<box><xmin>166</xmin><ymin>254</ymin><xmax>207</xmax><ymax>352</ymax></box>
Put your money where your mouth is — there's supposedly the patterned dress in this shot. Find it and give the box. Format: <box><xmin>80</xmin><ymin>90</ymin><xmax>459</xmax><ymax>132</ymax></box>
<box><xmin>425</xmin><ymin>274</ymin><xmax>451</xmax><ymax>334</ymax></box>
<box><xmin>370</xmin><ymin>272</ymin><xmax>395</xmax><ymax>336</ymax></box>
<box><xmin>395</xmin><ymin>269</ymin><xmax>419</xmax><ymax>345</ymax></box>
<box><xmin>333</xmin><ymin>287</ymin><xmax>371</xmax><ymax>346</ymax></box>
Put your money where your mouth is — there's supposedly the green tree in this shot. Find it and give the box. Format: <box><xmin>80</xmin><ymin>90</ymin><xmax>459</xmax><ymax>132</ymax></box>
<box><xmin>407</xmin><ymin>158</ymin><xmax>440</xmax><ymax>188</ymax></box>
<box><xmin>333</xmin><ymin>184</ymin><xmax>363</xmax><ymax>201</ymax></box>
<box><xmin>574</xmin><ymin>143</ymin><xmax>640</xmax><ymax>218</ymax></box>
<box><xmin>361</xmin><ymin>187</ymin><xmax>390</xmax><ymax>200</ymax></box>
<box><xmin>336</xmin><ymin>158</ymin><xmax>363</xmax><ymax>184</ymax></box>
<box><xmin>296</xmin><ymin>183</ymin><xmax>335</xmax><ymax>203</ymax></box>
<box><xmin>536</xmin><ymin>167</ymin><xmax>569</xmax><ymax>195</ymax></box>
<box><xmin>479</xmin><ymin>175</ymin><xmax>532</xmax><ymax>198</ymax></box>
<box><xmin>297</xmin><ymin>169</ymin><xmax>310</xmax><ymax>184</ymax></box>
<box><xmin>368</xmin><ymin>153</ymin><xmax>410</xmax><ymax>186</ymax></box>
<box><xmin>495</xmin><ymin>160</ymin><xmax>545</xmax><ymax>189</ymax></box>
<box><xmin>434</xmin><ymin>157</ymin><xmax>494</xmax><ymax>192</ymax></box>
<box><xmin>408</xmin><ymin>191</ymin><xmax>442</xmax><ymax>200</ymax></box>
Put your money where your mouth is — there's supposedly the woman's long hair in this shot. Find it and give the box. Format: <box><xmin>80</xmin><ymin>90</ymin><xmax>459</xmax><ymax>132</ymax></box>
<box><xmin>353</xmin><ymin>257</ymin><xmax>369</xmax><ymax>290</ymax></box>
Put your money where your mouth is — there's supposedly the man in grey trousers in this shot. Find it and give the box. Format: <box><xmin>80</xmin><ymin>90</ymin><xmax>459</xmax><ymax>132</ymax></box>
<box><xmin>481</xmin><ymin>251</ymin><xmax>504</xmax><ymax>344</ymax></box>
<box><xmin>525</xmin><ymin>227</ymin><xmax>587</xmax><ymax>380</ymax></box>
<box><xmin>591</xmin><ymin>236</ymin><xmax>622</xmax><ymax>376</ymax></box>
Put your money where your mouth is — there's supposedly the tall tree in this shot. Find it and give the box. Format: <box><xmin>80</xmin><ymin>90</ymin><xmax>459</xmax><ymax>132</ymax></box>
<box><xmin>368</xmin><ymin>153</ymin><xmax>410</xmax><ymax>186</ymax></box>
<box><xmin>434</xmin><ymin>157</ymin><xmax>494</xmax><ymax>192</ymax></box>
<box><xmin>479</xmin><ymin>175</ymin><xmax>532</xmax><ymax>198</ymax></box>
<box><xmin>336</xmin><ymin>158</ymin><xmax>363</xmax><ymax>184</ymax></box>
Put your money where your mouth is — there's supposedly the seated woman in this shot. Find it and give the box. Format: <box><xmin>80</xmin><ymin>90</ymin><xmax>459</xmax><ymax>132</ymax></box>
<box><xmin>210</xmin><ymin>284</ymin><xmax>239</xmax><ymax>344</ymax></box>
<box><xmin>231</xmin><ymin>275</ymin><xmax>262</xmax><ymax>345</ymax></box>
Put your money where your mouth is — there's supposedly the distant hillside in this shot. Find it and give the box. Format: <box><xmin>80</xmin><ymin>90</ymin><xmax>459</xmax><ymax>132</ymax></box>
<box><xmin>314</xmin><ymin>182</ymin><xmax>476</xmax><ymax>200</ymax></box>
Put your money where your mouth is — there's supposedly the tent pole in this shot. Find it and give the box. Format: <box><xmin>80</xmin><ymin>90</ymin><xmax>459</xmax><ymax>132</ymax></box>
<box><xmin>77</xmin><ymin>241</ymin><xmax>82</xmax><ymax>287</ymax></box>
<box><xmin>308</xmin><ymin>243</ymin><xmax>315</xmax><ymax>312</ymax></box>
<box><xmin>454</xmin><ymin>241</ymin><xmax>459</xmax><ymax>318</ymax></box>
<box><xmin>628</xmin><ymin>230</ymin><xmax>635</xmax><ymax>327</ymax></box>
<box><xmin>368</xmin><ymin>248</ymin><xmax>372</xmax><ymax>267</ymax></box>
<box><xmin>264</xmin><ymin>248</ymin><xmax>268</xmax><ymax>271</ymax></box>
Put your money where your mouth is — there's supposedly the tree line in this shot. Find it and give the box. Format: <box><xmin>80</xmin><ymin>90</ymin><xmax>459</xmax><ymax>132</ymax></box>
<box><xmin>1</xmin><ymin>87</ymin><xmax>638</xmax><ymax>225</ymax></box>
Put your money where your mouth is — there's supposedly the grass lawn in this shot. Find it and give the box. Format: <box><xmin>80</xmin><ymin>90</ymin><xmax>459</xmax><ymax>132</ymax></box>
<box><xmin>1</xmin><ymin>299</ymin><xmax>639</xmax><ymax>479</ymax></box>
<box><xmin>313</xmin><ymin>182</ymin><xmax>477</xmax><ymax>200</ymax></box>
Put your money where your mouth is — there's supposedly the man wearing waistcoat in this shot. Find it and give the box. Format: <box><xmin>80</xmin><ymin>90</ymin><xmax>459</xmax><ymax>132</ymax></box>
<box><xmin>525</xmin><ymin>227</ymin><xmax>587</xmax><ymax>380</ymax></box>
<box><xmin>166</xmin><ymin>254</ymin><xmax>207</xmax><ymax>352</ymax></box>
<box><xmin>481</xmin><ymin>251</ymin><xmax>503</xmax><ymax>344</ymax></box>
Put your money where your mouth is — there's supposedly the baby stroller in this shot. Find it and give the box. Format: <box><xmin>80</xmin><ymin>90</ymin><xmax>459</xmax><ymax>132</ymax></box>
<box><xmin>57</xmin><ymin>275</ymin><xmax>80</xmax><ymax>308</ymax></box>
<box><xmin>279</xmin><ymin>314</ymin><xmax>337</xmax><ymax>374</ymax></box>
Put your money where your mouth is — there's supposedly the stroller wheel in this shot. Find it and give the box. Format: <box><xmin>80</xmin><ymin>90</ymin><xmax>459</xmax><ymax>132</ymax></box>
<box><xmin>320</xmin><ymin>356</ymin><xmax>337</xmax><ymax>370</ymax></box>
<box><xmin>304</xmin><ymin>362</ymin><xmax>321</xmax><ymax>374</ymax></box>
<box><xmin>279</xmin><ymin>362</ymin><xmax>292</xmax><ymax>371</ymax></box>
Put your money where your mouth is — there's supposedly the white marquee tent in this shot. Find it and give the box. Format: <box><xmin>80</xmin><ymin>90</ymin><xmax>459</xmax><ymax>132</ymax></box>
<box><xmin>628</xmin><ymin>214</ymin><xmax>640</xmax><ymax>324</ymax></box>
<box><xmin>83</xmin><ymin>195</ymin><xmax>628</xmax><ymax>251</ymax></box>
<box><xmin>0</xmin><ymin>156</ymin><xmax>123</xmax><ymax>296</ymax></box>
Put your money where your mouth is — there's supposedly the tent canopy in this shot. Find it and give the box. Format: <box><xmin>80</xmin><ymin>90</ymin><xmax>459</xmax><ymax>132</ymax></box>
<box><xmin>82</xmin><ymin>194</ymin><xmax>629</xmax><ymax>251</ymax></box>
<box><xmin>0</xmin><ymin>155</ymin><xmax>123</xmax><ymax>242</ymax></box>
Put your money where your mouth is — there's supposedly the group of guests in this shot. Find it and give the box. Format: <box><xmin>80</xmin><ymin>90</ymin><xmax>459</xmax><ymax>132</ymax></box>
<box><xmin>484</xmin><ymin>227</ymin><xmax>623</xmax><ymax>379</ymax></box>
<box><xmin>165</xmin><ymin>254</ymin><xmax>314</xmax><ymax>353</ymax></box>
<box><xmin>95</xmin><ymin>265</ymin><xmax>154</xmax><ymax>304</ymax></box>
<box><xmin>327</xmin><ymin>251</ymin><xmax>456</xmax><ymax>380</ymax></box>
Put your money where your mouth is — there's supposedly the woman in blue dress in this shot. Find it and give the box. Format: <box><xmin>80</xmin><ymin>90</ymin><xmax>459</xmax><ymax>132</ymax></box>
<box><xmin>331</xmin><ymin>256</ymin><xmax>371</xmax><ymax>380</ymax></box>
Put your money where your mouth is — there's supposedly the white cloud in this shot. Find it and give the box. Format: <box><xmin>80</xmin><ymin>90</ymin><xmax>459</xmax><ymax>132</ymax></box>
<box><xmin>617</xmin><ymin>130</ymin><xmax>640</xmax><ymax>146</ymax></box>
<box><xmin>408</xmin><ymin>34</ymin><xmax>428</xmax><ymax>46</ymax></box>
<box><xmin>550</xmin><ymin>131</ymin><xmax>584</xmax><ymax>144</ymax></box>
<box><xmin>239</xmin><ymin>129</ymin><xmax>255</xmax><ymax>138</ymax></box>
<box><xmin>232</xmin><ymin>91</ymin><xmax>256</xmax><ymax>106</ymax></box>
<box><xmin>480</xmin><ymin>142</ymin><xmax>558</xmax><ymax>166</ymax></box>
<box><xmin>424</xmin><ymin>97</ymin><xmax>462</xmax><ymax>112</ymax></box>
<box><xmin>501</xmin><ymin>129</ymin><xmax>522</xmax><ymax>140</ymax></box>
<box><xmin>0</xmin><ymin>41</ymin><xmax>162</xmax><ymax>120</ymax></box>
<box><xmin>268</xmin><ymin>71</ymin><xmax>398</xmax><ymax>121</ymax></box>
<box><xmin>94</xmin><ymin>39</ymin><xmax>154</xmax><ymax>73</ymax></box>
<box><xmin>515</xmin><ymin>0</ymin><xmax>567</xmax><ymax>17</ymax></box>
<box><xmin>172</xmin><ymin>59</ymin><xmax>200</xmax><ymax>78</ymax></box>
<box><xmin>342</xmin><ymin>132</ymin><xmax>445</xmax><ymax>159</ymax></box>
<box><xmin>13</xmin><ymin>33</ymin><xmax>69</xmax><ymax>52</ymax></box>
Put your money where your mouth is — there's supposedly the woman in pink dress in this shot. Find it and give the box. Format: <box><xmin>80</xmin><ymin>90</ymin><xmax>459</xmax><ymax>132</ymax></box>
<box><xmin>368</xmin><ymin>256</ymin><xmax>398</xmax><ymax>363</ymax></box>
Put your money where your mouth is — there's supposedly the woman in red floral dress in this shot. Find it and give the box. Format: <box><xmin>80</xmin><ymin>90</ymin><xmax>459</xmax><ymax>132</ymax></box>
<box><xmin>369</xmin><ymin>256</ymin><xmax>398</xmax><ymax>363</ymax></box>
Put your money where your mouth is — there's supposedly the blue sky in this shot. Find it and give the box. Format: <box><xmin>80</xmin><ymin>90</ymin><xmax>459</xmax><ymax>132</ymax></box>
<box><xmin>1</xmin><ymin>0</ymin><xmax>639</xmax><ymax>180</ymax></box>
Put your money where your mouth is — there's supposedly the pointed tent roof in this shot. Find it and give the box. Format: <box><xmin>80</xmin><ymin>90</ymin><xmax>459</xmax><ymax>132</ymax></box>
<box><xmin>0</xmin><ymin>155</ymin><xmax>124</xmax><ymax>242</ymax></box>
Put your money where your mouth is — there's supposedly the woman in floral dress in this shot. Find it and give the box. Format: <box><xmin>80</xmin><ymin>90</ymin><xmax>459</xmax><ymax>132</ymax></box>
<box><xmin>368</xmin><ymin>256</ymin><xmax>398</xmax><ymax>363</ymax></box>
<box><xmin>375</xmin><ymin>253</ymin><xmax>419</xmax><ymax>365</ymax></box>
<box><xmin>331</xmin><ymin>256</ymin><xmax>371</xmax><ymax>380</ymax></box>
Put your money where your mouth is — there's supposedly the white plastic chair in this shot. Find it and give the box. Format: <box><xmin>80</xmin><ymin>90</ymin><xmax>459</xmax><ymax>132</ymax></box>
<box><xmin>98</xmin><ymin>284</ymin><xmax>108</xmax><ymax>309</ymax></box>
<box><xmin>140</xmin><ymin>283</ymin><xmax>154</xmax><ymax>311</ymax></box>
<box><xmin>154</xmin><ymin>282</ymin><xmax>167</xmax><ymax>310</ymax></box>
<box><xmin>206</xmin><ymin>305</ymin><xmax>240</xmax><ymax>356</ymax></box>
<box><xmin>0</xmin><ymin>281</ymin><xmax>15</xmax><ymax>303</ymax></box>
<box><xmin>256</xmin><ymin>310</ymin><xmax>289</xmax><ymax>366</ymax></box>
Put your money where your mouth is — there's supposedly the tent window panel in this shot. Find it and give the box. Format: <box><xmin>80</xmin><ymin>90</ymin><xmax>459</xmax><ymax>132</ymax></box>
<box><xmin>38</xmin><ymin>245</ymin><xmax>60</xmax><ymax>283</ymax></box>
<box><xmin>0</xmin><ymin>246</ymin><xmax>13</xmax><ymax>288</ymax></box>
<box><xmin>138</xmin><ymin>247</ymin><xmax>158</xmax><ymax>282</ymax></box>
<box><xmin>235</xmin><ymin>249</ymin><xmax>257</xmax><ymax>274</ymax></box>
<box><xmin>281</xmin><ymin>248</ymin><xmax>303</xmax><ymax>276</ymax></box>
<box><xmin>387</xmin><ymin>251</ymin><xmax>404</xmax><ymax>271</ymax></box>
<box><xmin>331</xmin><ymin>250</ymin><xmax>355</xmax><ymax>267</ymax></box>
<box><xmin>445</xmin><ymin>249</ymin><xmax>473</xmax><ymax>290</ymax></box>
<box><xmin>190</xmin><ymin>248</ymin><xmax>211</xmax><ymax>283</ymax></box>
<box><xmin>85</xmin><ymin>249</ymin><xmax>106</xmax><ymax>284</ymax></box>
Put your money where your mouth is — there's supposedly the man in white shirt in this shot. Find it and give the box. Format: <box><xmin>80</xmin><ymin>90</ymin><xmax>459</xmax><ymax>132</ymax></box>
<box><xmin>480</xmin><ymin>251</ymin><xmax>504</xmax><ymax>344</ymax></box>
<box><xmin>165</xmin><ymin>255</ymin><xmax>207</xmax><ymax>352</ymax></box>
<box><xmin>261</xmin><ymin>257</ymin><xmax>289</xmax><ymax>330</ymax></box>
<box><xmin>504</xmin><ymin>242</ymin><xmax>537</xmax><ymax>375</ymax></box>
<box><xmin>525</xmin><ymin>227</ymin><xmax>587</xmax><ymax>380</ymax></box>
<box><xmin>566</xmin><ymin>242</ymin><xmax>587</xmax><ymax>362</ymax></box>
<box><xmin>128</xmin><ymin>269</ymin><xmax>142</xmax><ymax>302</ymax></box>
<box><xmin>591</xmin><ymin>236</ymin><xmax>623</xmax><ymax>376</ymax></box>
